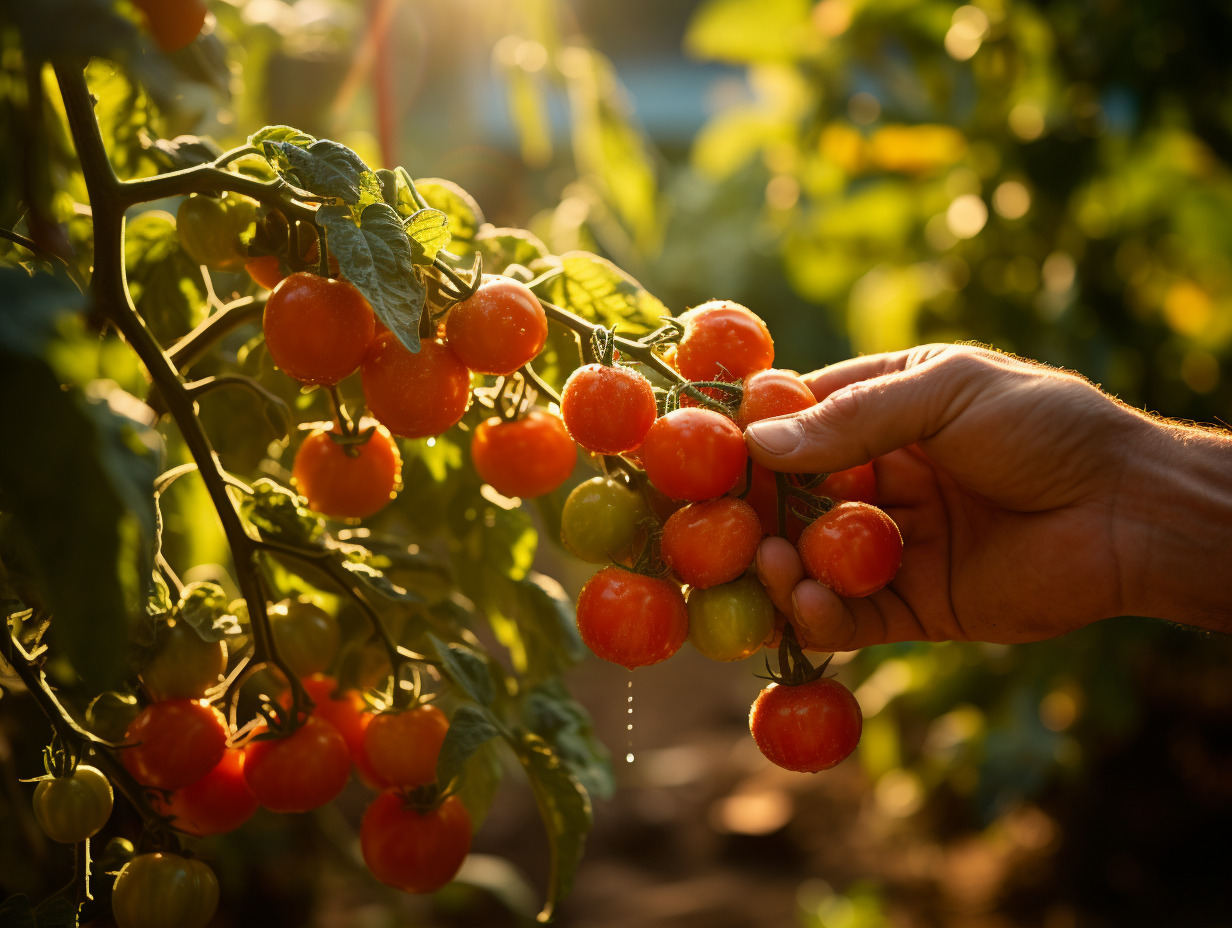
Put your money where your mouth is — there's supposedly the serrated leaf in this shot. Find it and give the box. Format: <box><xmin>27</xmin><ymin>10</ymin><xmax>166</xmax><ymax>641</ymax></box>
<box><xmin>522</xmin><ymin>680</ymin><xmax>614</xmax><ymax>801</ymax></box>
<box><xmin>436</xmin><ymin>704</ymin><xmax>501</xmax><ymax>788</ymax></box>
<box><xmin>319</xmin><ymin>203</ymin><xmax>425</xmax><ymax>353</ymax></box>
<box><xmin>430</xmin><ymin>635</ymin><xmax>495</xmax><ymax>707</ymax></box>
<box><xmin>533</xmin><ymin>251</ymin><xmax>666</xmax><ymax>336</ymax></box>
<box><xmin>405</xmin><ymin>209</ymin><xmax>450</xmax><ymax>265</ymax></box>
<box><xmin>238</xmin><ymin>478</ymin><xmax>325</xmax><ymax>546</ymax></box>
<box><xmin>264</xmin><ymin>139</ymin><xmax>369</xmax><ymax>203</ymax></box>
<box><xmin>486</xmin><ymin>572</ymin><xmax>583</xmax><ymax>685</ymax></box>
<box><xmin>148</xmin><ymin>135</ymin><xmax>222</xmax><ymax>170</ymax></box>
<box><xmin>474</xmin><ymin>226</ymin><xmax>549</xmax><ymax>274</ymax></box>
<box><xmin>335</xmin><ymin>557</ymin><xmax>425</xmax><ymax>604</ymax></box>
<box><xmin>124</xmin><ymin>211</ymin><xmax>206</xmax><ymax>343</ymax></box>
<box><xmin>416</xmin><ymin>178</ymin><xmax>484</xmax><ymax>246</ymax></box>
<box><xmin>249</xmin><ymin>125</ymin><xmax>316</xmax><ymax>149</ymax></box>
<box><xmin>175</xmin><ymin>580</ymin><xmax>238</xmax><ymax>642</ymax></box>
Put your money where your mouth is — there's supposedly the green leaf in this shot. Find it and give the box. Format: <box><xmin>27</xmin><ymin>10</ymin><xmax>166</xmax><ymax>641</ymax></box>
<box><xmin>474</xmin><ymin>226</ymin><xmax>549</xmax><ymax>274</ymax></box>
<box><xmin>405</xmin><ymin>209</ymin><xmax>451</xmax><ymax>265</ymax></box>
<box><xmin>124</xmin><ymin>211</ymin><xmax>206</xmax><ymax>343</ymax></box>
<box><xmin>522</xmin><ymin>680</ymin><xmax>614</xmax><ymax>801</ymax></box>
<box><xmin>263</xmin><ymin>139</ymin><xmax>369</xmax><ymax>204</ymax></box>
<box><xmin>430</xmin><ymin>635</ymin><xmax>495</xmax><ymax>707</ymax></box>
<box><xmin>175</xmin><ymin>581</ymin><xmax>239</xmax><ymax>642</ymax></box>
<box><xmin>436</xmin><ymin>704</ymin><xmax>501</xmax><ymax>788</ymax></box>
<box><xmin>0</xmin><ymin>894</ymin><xmax>37</xmax><ymax>928</ymax></box>
<box><xmin>148</xmin><ymin>135</ymin><xmax>223</xmax><ymax>171</ymax></box>
<box><xmin>12</xmin><ymin>0</ymin><xmax>156</xmax><ymax>84</ymax></box>
<box><xmin>318</xmin><ymin>203</ymin><xmax>425</xmax><ymax>353</ymax></box>
<box><xmin>33</xmin><ymin>893</ymin><xmax>76</xmax><ymax>928</ymax></box>
<box><xmin>533</xmin><ymin>251</ymin><xmax>667</xmax><ymax>335</ymax></box>
<box><xmin>238</xmin><ymin>478</ymin><xmax>325</xmax><ymax>546</ymax></box>
<box><xmin>486</xmin><ymin>572</ymin><xmax>584</xmax><ymax>685</ymax></box>
<box><xmin>416</xmin><ymin>178</ymin><xmax>484</xmax><ymax>246</ymax></box>
<box><xmin>684</xmin><ymin>0</ymin><xmax>818</xmax><ymax>64</ymax></box>
<box><xmin>335</xmin><ymin>555</ymin><xmax>426</xmax><ymax>605</ymax></box>
<box><xmin>249</xmin><ymin>125</ymin><xmax>316</xmax><ymax>148</ymax></box>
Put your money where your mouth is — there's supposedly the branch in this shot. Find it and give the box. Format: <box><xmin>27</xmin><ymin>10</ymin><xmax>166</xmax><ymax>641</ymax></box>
<box><xmin>167</xmin><ymin>297</ymin><xmax>265</xmax><ymax>370</ymax></box>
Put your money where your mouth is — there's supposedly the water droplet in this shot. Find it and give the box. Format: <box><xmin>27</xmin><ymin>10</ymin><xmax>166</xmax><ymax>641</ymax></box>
<box><xmin>626</xmin><ymin>752</ymin><xmax>635</xmax><ymax>763</ymax></box>
<box><xmin>627</xmin><ymin>723</ymin><xmax>633</xmax><ymax>731</ymax></box>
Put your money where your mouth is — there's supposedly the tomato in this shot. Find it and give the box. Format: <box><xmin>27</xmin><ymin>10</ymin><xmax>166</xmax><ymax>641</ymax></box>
<box><xmin>112</xmin><ymin>852</ymin><xmax>219</xmax><ymax>928</ymax></box>
<box><xmin>638</xmin><ymin>407</ymin><xmax>747</xmax><ymax>502</ymax></box>
<box><xmin>132</xmin><ymin>0</ymin><xmax>208</xmax><ymax>52</ymax></box>
<box><xmin>560</xmin><ymin>364</ymin><xmax>658</xmax><ymax>454</ymax></box>
<box><xmin>268</xmin><ymin>599</ymin><xmax>341</xmax><ymax>678</ymax></box>
<box><xmin>687</xmin><ymin>575</ymin><xmax>775</xmax><ymax>662</ymax></box>
<box><xmin>243</xmin><ymin>715</ymin><xmax>351</xmax><ymax>813</ymax></box>
<box><xmin>292</xmin><ymin>419</ymin><xmax>402</xmax><ymax>520</ymax></box>
<box><xmin>263</xmin><ymin>272</ymin><xmax>376</xmax><ymax>385</ymax></box>
<box><xmin>559</xmin><ymin>476</ymin><xmax>649</xmax><ymax>563</ymax></box>
<box><xmin>361</xmin><ymin>703</ymin><xmax>449</xmax><ymax>789</ymax></box>
<box><xmin>361</xmin><ymin>334</ymin><xmax>472</xmax><ymax>438</ymax></box>
<box><xmin>818</xmin><ymin>462</ymin><xmax>877</xmax><ymax>505</ymax></box>
<box><xmin>470</xmin><ymin>410</ymin><xmax>576</xmax><ymax>498</ymax></box>
<box><xmin>281</xmin><ymin>674</ymin><xmax>369</xmax><ymax>757</ymax></box>
<box><xmin>121</xmin><ymin>699</ymin><xmax>228</xmax><ymax>791</ymax></box>
<box><xmin>152</xmin><ymin>748</ymin><xmax>258</xmax><ymax>837</ymax></box>
<box><xmin>361</xmin><ymin>791</ymin><xmax>472</xmax><ymax>894</ymax></box>
<box><xmin>740</xmin><ymin>463</ymin><xmax>807</xmax><ymax>540</ymax></box>
<box><xmin>797</xmin><ymin>501</ymin><xmax>902</xmax><ymax>598</ymax></box>
<box><xmin>735</xmin><ymin>368</ymin><xmax>815</xmax><ymax>429</ymax></box>
<box><xmin>140</xmin><ymin>620</ymin><xmax>227</xmax><ymax>702</ymax></box>
<box><xmin>749</xmin><ymin>677</ymin><xmax>863</xmax><ymax>772</ymax></box>
<box><xmin>674</xmin><ymin>300</ymin><xmax>774</xmax><ymax>382</ymax></box>
<box><xmin>176</xmin><ymin>194</ymin><xmax>255</xmax><ymax>270</ymax></box>
<box><xmin>661</xmin><ymin>497</ymin><xmax>760</xmax><ymax>589</ymax></box>
<box><xmin>32</xmin><ymin>765</ymin><xmax>113</xmax><ymax>843</ymax></box>
<box><xmin>575</xmin><ymin>567</ymin><xmax>689</xmax><ymax>669</ymax></box>
<box><xmin>247</xmin><ymin>240</ymin><xmax>338</xmax><ymax>290</ymax></box>
<box><xmin>443</xmin><ymin>275</ymin><xmax>548</xmax><ymax>375</ymax></box>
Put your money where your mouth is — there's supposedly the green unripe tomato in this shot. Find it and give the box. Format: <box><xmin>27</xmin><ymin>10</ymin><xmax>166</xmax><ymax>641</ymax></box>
<box><xmin>32</xmin><ymin>765</ymin><xmax>114</xmax><ymax>843</ymax></box>
<box><xmin>176</xmin><ymin>194</ymin><xmax>256</xmax><ymax>270</ymax></box>
<box><xmin>140</xmin><ymin>621</ymin><xmax>228</xmax><ymax>702</ymax></box>
<box><xmin>560</xmin><ymin>476</ymin><xmax>649</xmax><ymax>563</ymax></box>
<box><xmin>112</xmin><ymin>852</ymin><xmax>219</xmax><ymax>928</ymax></box>
<box><xmin>687</xmin><ymin>574</ymin><xmax>775</xmax><ymax>662</ymax></box>
<box><xmin>269</xmin><ymin>599</ymin><xmax>341</xmax><ymax>677</ymax></box>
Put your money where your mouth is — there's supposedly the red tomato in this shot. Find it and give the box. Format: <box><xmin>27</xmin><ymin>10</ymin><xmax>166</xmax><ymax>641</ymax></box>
<box><xmin>263</xmin><ymin>272</ymin><xmax>376</xmax><ymax>385</ymax></box>
<box><xmin>246</xmin><ymin>240</ymin><xmax>339</xmax><ymax>290</ymax></box>
<box><xmin>560</xmin><ymin>364</ymin><xmax>658</xmax><ymax>454</ymax></box>
<box><xmin>152</xmin><ymin>748</ymin><xmax>258</xmax><ymax>837</ymax></box>
<box><xmin>575</xmin><ymin>567</ymin><xmax>689</xmax><ymax>669</ymax></box>
<box><xmin>661</xmin><ymin>497</ymin><xmax>761</xmax><ymax>589</ymax></box>
<box><xmin>361</xmin><ymin>703</ymin><xmax>449</xmax><ymax>790</ymax></box>
<box><xmin>675</xmin><ymin>300</ymin><xmax>774</xmax><ymax>382</ymax></box>
<box><xmin>278</xmin><ymin>674</ymin><xmax>369</xmax><ymax>759</ymax></box>
<box><xmin>470</xmin><ymin>410</ymin><xmax>576</xmax><ymax>498</ymax></box>
<box><xmin>638</xmin><ymin>407</ymin><xmax>747</xmax><ymax>501</ymax></box>
<box><xmin>132</xmin><ymin>0</ymin><xmax>207</xmax><ymax>52</ymax></box>
<box><xmin>818</xmin><ymin>462</ymin><xmax>877</xmax><ymax>505</ymax></box>
<box><xmin>443</xmin><ymin>275</ymin><xmax>548</xmax><ymax>375</ymax></box>
<box><xmin>243</xmin><ymin>716</ymin><xmax>351</xmax><ymax>813</ymax></box>
<box><xmin>292</xmin><ymin>419</ymin><xmax>402</xmax><ymax>520</ymax></box>
<box><xmin>361</xmin><ymin>792</ymin><xmax>472</xmax><ymax>894</ymax></box>
<box><xmin>796</xmin><ymin>501</ymin><xmax>903</xmax><ymax>598</ymax></box>
<box><xmin>749</xmin><ymin>677</ymin><xmax>862</xmax><ymax>772</ymax></box>
<box><xmin>739</xmin><ymin>463</ymin><xmax>807</xmax><ymax>540</ymax></box>
<box><xmin>361</xmin><ymin>334</ymin><xmax>472</xmax><ymax>438</ymax></box>
<box><xmin>735</xmin><ymin>369</ymin><xmax>815</xmax><ymax>429</ymax></box>
<box><xmin>121</xmin><ymin>699</ymin><xmax>228</xmax><ymax>791</ymax></box>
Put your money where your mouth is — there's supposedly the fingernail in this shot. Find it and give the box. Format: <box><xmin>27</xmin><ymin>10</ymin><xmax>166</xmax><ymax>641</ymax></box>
<box><xmin>754</xmin><ymin>546</ymin><xmax>767</xmax><ymax>584</ymax></box>
<box><xmin>790</xmin><ymin>588</ymin><xmax>802</xmax><ymax>621</ymax></box>
<box><xmin>746</xmin><ymin>418</ymin><xmax>803</xmax><ymax>455</ymax></box>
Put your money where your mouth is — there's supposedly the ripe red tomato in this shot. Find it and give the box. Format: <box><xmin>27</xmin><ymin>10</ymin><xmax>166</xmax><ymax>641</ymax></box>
<box><xmin>796</xmin><ymin>501</ymin><xmax>903</xmax><ymax>598</ymax></box>
<box><xmin>139</xmin><ymin>620</ymin><xmax>227</xmax><ymax>702</ymax></box>
<box><xmin>268</xmin><ymin>599</ymin><xmax>341</xmax><ymax>678</ymax></box>
<box><xmin>749</xmin><ymin>677</ymin><xmax>863</xmax><ymax>772</ymax></box>
<box><xmin>152</xmin><ymin>748</ymin><xmax>258</xmax><ymax>837</ymax></box>
<box><xmin>121</xmin><ymin>699</ymin><xmax>228</xmax><ymax>791</ymax></box>
<box><xmin>735</xmin><ymin>368</ymin><xmax>815</xmax><ymax>429</ymax></box>
<box><xmin>281</xmin><ymin>674</ymin><xmax>369</xmax><ymax>756</ymax></box>
<box><xmin>361</xmin><ymin>703</ymin><xmax>449</xmax><ymax>790</ymax></box>
<box><xmin>575</xmin><ymin>567</ymin><xmax>688</xmax><ymax>669</ymax></box>
<box><xmin>112</xmin><ymin>852</ymin><xmax>219</xmax><ymax>928</ymax></box>
<box><xmin>638</xmin><ymin>407</ymin><xmax>747</xmax><ymax>501</ymax></box>
<box><xmin>243</xmin><ymin>715</ymin><xmax>351</xmax><ymax>813</ymax></box>
<box><xmin>32</xmin><ymin>765</ymin><xmax>113</xmax><ymax>844</ymax></box>
<box><xmin>560</xmin><ymin>364</ymin><xmax>658</xmax><ymax>454</ymax></box>
<box><xmin>263</xmin><ymin>272</ymin><xmax>376</xmax><ymax>385</ymax></box>
<box><xmin>674</xmin><ymin>300</ymin><xmax>774</xmax><ymax>382</ymax></box>
<box><xmin>818</xmin><ymin>462</ymin><xmax>877</xmax><ymax>505</ymax></box>
<box><xmin>559</xmin><ymin>476</ymin><xmax>649</xmax><ymax>563</ymax></box>
<box><xmin>443</xmin><ymin>275</ymin><xmax>548</xmax><ymax>375</ymax></box>
<box><xmin>687</xmin><ymin>575</ymin><xmax>775</xmax><ymax>661</ymax></box>
<box><xmin>247</xmin><ymin>240</ymin><xmax>338</xmax><ymax>290</ymax></box>
<box><xmin>132</xmin><ymin>0</ymin><xmax>208</xmax><ymax>53</ymax></box>
<box><xmin>470</xmin><ymin>410</ymin><xmax>576</xmax><ymax>498</ymax></box>
<box><xmin>661</xmin><ymin>497</ymin><xmax>760</xmax><ymax>589</ymax></box>
<box><xmin>361</xmin><ymin>792</ymin><xmax>472</xmax><ymax>894</ymax></box>
<box><xmin>361</xmin><ymin>333</ymin><xmax>472</xmax><ymax>438</ymax></box>
<box><xmin>292</xmin><ymin>419</ymin><xmax>402</xmax><ymax>520</ymax></box>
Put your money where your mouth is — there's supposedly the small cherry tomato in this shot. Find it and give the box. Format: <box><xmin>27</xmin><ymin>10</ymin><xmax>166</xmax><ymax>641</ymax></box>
<box><xmin>139</xmin><ymin>620</ymin><xmax>227</xmax><ymax>702</ymax></box>
<box><xmin>796</xmin><ymin>502</ymin><xmax>903</xmax><ymax>598</ymax></box>
<box><xmin>263</xmin><ymin>272</ymin><xmax>376</xmax><ymax>386</ymax></box>
<box><xmin>121</xmin><ymin>699</ymin><xmax>228</xmax><ymax>791</ymax></box>
<box><xmin>361</xmin><ymin>703</ymin><xmax>449</xmax><ymax>790</ymax></box>
<box><xmin>112</xmin><ymin>852</ymin><xmax>219</xmax><ymax>928</ymax></box>
<box><xmin>735</xmin><ymin>368</ymin><xmax>815</xmax><ymax>429</ymax></box>
<box><xmin>268</xmin><ymin>599</ymin><xmax>341</xmax><ymax>679</ymax></box>
<box><xmin>247</xmin><ymin>240</ymin><xmax>338</xmax><ymax>290</ymax></box>
<box><xmin>470</xmin><ymin>410</ymin><xmax>576</xmax><ymax>498</ymax></box>
<box><xmin>176</xmin><ymin>194</ymin><xmax>255</xmax><ymax>270</ymax></box>
<box><xmin>675</xmin><ymin>300</ymin><xmax>774</xmax><ymax>382</ymax></box>
<box><xmin>152</xmin><ymin>748</ymin><xmax>258</xmax><ymax>837</ymax></box>
<box><xmin>661</xmin><ymin>497</ymin><xmax>761</xmax><ymax>589</ymax></box>
<box><xmin>560</xmin><ymin>364</ymin><xmax>658</xmax><ymax>454</ymax></box>
<box><xmin>361</xmin><ymin>791</ymin><xmax>472</xmax><ymax>894</ymax></box>
<box><xmin>818</xmin><ymin>462</ymin><xmax>877</xmax><ymax>505</ymax></box>
<box><xmin>575</xmin><ymin>567</ymin><xmax>688</xmax><ymax>669</ymax></box>
<box><xmin>280</xmin><ymin>674</ymin><xmax>370</xmax><ymax>758</ymax></box>
<box><xmin>559</xmin><ymin>476</ymin><xmax>649</xmax><ymax>563</ymax></box>
<box><xmin>292</xmin><ymin>419</ymin><xmax>402</xmax><ymax>520</ymax></box>
<box><xmin>638</xmin><ymin>407</ymin><xmax>747</xmax><ymax>501</ymax></box>
<box><xmin>749</xmin><ymin>677</ymin><xmax>863</xmax><ymax>772</ymax></box>
<box><xmin>132</xmin><ymin>0</ymin><xmax>207</xmax><ymax>51</ymax></box>
<box><xmin>243</xmin><ymin>715</ymin><xmax>351</xmax><ymax>813</ymax></box>
<box><xmin>687</xmin><ymin>575</ymin><xmax>775</xmax><ymax>662</ymax></box>
<box><xmin>32</xmin><ymin>765</ymin><xmax>113</xmax><ymax>843</ymax></box>
<box><xmin>443</xmin><ymin>275</ymin><xmax>548</xmax><ymax>375</ymax></box>
<box><xmin>361</xmin><ymin>333</ymin><xmax>472</xmax><ymax>438</ymax></box>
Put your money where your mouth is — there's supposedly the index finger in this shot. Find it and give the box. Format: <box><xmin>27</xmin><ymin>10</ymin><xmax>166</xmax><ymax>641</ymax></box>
<box><xmin>801</xmin><ymin>346</ymin><xmax>948</xmax><ymax>400</ymax></box>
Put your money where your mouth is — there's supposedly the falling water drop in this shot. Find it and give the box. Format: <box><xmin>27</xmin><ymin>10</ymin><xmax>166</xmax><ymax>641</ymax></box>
<box><xmin>626</xmin><ymin>677</ymin><xmax>634</xmax><ymax>764</ymax></box>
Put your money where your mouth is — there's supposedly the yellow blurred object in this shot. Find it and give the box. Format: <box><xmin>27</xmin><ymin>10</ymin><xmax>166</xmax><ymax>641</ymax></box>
<box><xmin>818</xmin><ymin>123</ymin><xmax>865</xmax><ymax>175</ymax></box>
<box><xmin>868</xmin><ymin>124</ymin><xmax>967</xmax><ymax>174</ymax></box>
<box><xmin>1163</xmin><ymin>280</ymin><xmax>1215</xmax><ymax>337</ymax></box>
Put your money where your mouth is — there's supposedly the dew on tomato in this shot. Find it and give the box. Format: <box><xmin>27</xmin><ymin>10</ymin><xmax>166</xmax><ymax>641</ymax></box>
<box><xmin>575</xmin><ymin>567</ymin><xmax>688</xmax><ymax>669</ymax></box>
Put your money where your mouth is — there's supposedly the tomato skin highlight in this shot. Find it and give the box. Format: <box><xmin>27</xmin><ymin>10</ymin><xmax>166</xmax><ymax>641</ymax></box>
<box><xmin>675</xmin><ymin>300</ymin><xmax>774</xmax><ymax>382</ymax></box>
<box><xmin>292</xmin><ymin>419</ymin><xmax>402</xmax><ymax>520</ymax></box>
<box><xmin>121</xmin><ymin>699</ymin><xmax>228</xmax><ymax>791</ymax></box>
<box><xmin>151</xmin><ymin>748</ymin><xmax>258</xmax><ymax>837</ymax></box>
<box><xmin>661</xmin><ymin>497</ymin><xmax>761</xmax><ymax>589</ymax></box>
<box><xmin>638</xmin><ymin>407</ymin><xmax>747</xmax><ymax>502</ymax></box>
<box><xmin>559</xmin><ymin>476</ymin><xmax>649</xmax><ymax>563</ymax></box>
<box><xmin>575</xmin><ymin>567</ymin><xmax>689</xmax><ymax>669</ymax></box>
<box><xmin>139</xmin><ymin>620</ymin><xmax>227</xmax><ymax>702</ymax></box>
<box><xmin>243</xmin><ymin>715</ymin><xmax>352</xmax><ymax>813</ymax></box>
<box><xmin>444</xmin><ymin>275</ymin><xmax>548</xmax><ymax>375</ymax></box>
<box><xmin>361</xmin><ymin>703</ymin><xmax>450</xmax><ymax>789</ymax></box>
<box><xmin>560</xmin><ymin>364</ymin><xmax>658</xmax><ymax>454</ymax></box>
<box><xmin>361</xmin><ymin>334</ymin><xmax>472</xmax><ymax>438</ymax></box>
<box><xmin>470</xmin><ymin>410</ymin><xmax>576</xmax><ymax>498</ymax></box>
<box><xmin>797</xmin><ymin>501</ymin><xmax>903</xmax><ymax>598</ymax></box>
<box><xmin>361</xmin><ymin>792</ymin><xmax>472</xmax><ymax>894</ymax></box>
<box><xmin>687</xmin><ymin>575</ymin><xmax>775</xmax><ymax>662</ymax></box>
<box><xmin>735</xmin><ymin>369</ymin><xmax>815</xmax><ymax>429</ymax></box>
<box><xmin>749</xmin><ymin>677</ymin><xmax>863</xmax><ymax>772</ymax></box>
<box><xmin>32</xmin><ymin>765</ymin><xmax>113</xmax><ymax>844</ymax></box>
<box><xmin>263</xmin><ymin>272</ymin><xmax>376</xmax><ymax>385</ymax></box>
<box><xmin>111</xmin><ymin>852</ymin><xmax>219</xmax><ymax>928</ymax></box>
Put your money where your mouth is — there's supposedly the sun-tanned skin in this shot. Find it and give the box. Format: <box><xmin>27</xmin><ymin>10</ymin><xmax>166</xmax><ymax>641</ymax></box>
<box><xmin>745</xmin><ymin>344</ymin><xmax>1232</xmax><ymax>651</ymax></box>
